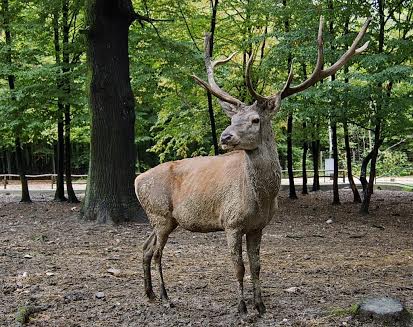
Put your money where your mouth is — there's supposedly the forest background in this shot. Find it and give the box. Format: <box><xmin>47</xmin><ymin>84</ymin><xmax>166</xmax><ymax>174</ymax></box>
<box><xmin>0</xmin><ymin>0</ymin><xmax>412</xmax><ymax>212</ymax></box>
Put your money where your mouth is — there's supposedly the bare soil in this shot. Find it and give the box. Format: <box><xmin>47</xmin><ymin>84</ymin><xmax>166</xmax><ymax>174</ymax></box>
<box><xmin>1</xmin><ymin>190</ymin><xmax>412</xmax><ymax>326</ymax></box>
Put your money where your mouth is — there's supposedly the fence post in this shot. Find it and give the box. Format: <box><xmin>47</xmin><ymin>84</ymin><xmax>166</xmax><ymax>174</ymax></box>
<box><xmin>343</xmin><ymin>170</ymin><xmax>346</xmax><ymax>183</ymax></box>
<box><xmin>3</xmin><ymin>176</ymin><xmax>7</xmax><ymax>189</ymax></box>
<box><xmin>51</xmin><ymin>175</ymin><xmax>54</xmax><ymax>189</ymax></box>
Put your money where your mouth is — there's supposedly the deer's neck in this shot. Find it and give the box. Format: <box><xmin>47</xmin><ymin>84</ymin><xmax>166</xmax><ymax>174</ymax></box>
<box><xmin>244</xmin><ymin>122</ymin><xmax>281</xmax><ymax>203</ymax></box>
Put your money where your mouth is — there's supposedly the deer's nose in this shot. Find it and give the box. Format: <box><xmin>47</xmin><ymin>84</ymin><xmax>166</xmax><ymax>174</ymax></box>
<box><xmin>221</xmin><ymin>133</ymin><xmax>233</xmax><ymax>144</ymax></box>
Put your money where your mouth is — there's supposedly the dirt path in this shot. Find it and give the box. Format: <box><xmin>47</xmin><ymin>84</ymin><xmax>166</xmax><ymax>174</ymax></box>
<box><xmin>1</xmin><ymin>190</ymin><xmax>412</xmax><ymax>326</ymax></box>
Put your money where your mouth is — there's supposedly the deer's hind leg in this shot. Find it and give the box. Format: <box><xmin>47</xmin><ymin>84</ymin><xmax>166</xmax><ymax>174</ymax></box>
<box><xmin>152</xmin><ymin>217</ymin><xmax>177</xmax><ymax>305</ymax></box>
<box><xmin>143</xmin><ymin>230</ymin><xmax>157</xmax><ymax>301</ymax></box>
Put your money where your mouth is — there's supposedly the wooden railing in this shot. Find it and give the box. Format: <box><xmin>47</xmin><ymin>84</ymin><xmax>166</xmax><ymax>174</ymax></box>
<box><xmin>0</xmin><ymin>174</ymin><xmax>87</xmax><ymax>189</ymax></box>
<box><xmin>281</xmin><ymin>169</ymin><xmax>347</xmax><ymax>182</ymax></box>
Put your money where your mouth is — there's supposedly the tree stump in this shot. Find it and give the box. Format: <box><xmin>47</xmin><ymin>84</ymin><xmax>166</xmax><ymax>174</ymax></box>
<box><xmin>355</xmin><ymin>297</ymin><xmax>411</xmax><ymax>326</ymax></box>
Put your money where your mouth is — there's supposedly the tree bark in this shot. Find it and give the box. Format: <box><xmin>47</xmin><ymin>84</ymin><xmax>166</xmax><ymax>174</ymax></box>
<box><xmin>360</xmin><ymin>123</ymin><xmax>383</xmax><ymax>215</ymax></box>
<box><xmin>343</xmin><ymin>121</ymin><xmax>361</xmax><ymax>202</ymax></box>
<box><xmin>3</xmin><ymin>0</ymin><xmax>31</xmax><ymax>202</ymax></box>
<box><xmin>311</xmin><ymin>124</ymin><xmax>320</xmax><ymax>191</ymax></box>
<box><xmin>360</xmin><ymin>0</ymin><xmax>386</xmax><ymax>214</ymax></box>
<box><xmin>206</xmin><ymin>0</ymin><xmax>219</xmax><ymax>155</ymax></box>
<box><xmin>62</xmin><ymin>0</ymin><xmax>79</xmax><ymax>203</ymax></box>
<box><xmin>53</xmin><ymin>10</ymin><xmax>67</xmax><ymax>201</ymax></box>
<box><xmin>81</xmin><ymin>0</ymin><xmax>146</xmax><ymax>223</ymax></box>
<box><xmin>342</xmin><ymin>16</ymin><xmax>361</xmax><ymax>203</ymax></box>
<box><xmin>283</xmin><ymin>0</ymin><xmax>297</xmax><ymax>199</ymax></box>
<box><xmin>287</xmin><ymin>112</ymin><xmax>297</xmax><ymax>199</ymax></box>
<box><xmin>328</xmin><ymin>2</ymin><xmax>340</xmax><ymax>205</ymax></box>
<box><xmin>302</xmin><ymin>123</ymin><xmax>308</xmax><ymax>195</ymax></box>
<box><xmin>15</xmin><ymin>138</ymin><xmax>31</xmax><ymax>202</ymax></box>
<box><xmin>331</xmin><ymin>120</ymin><xmax>340</xmax><ymax>204</ymax></box>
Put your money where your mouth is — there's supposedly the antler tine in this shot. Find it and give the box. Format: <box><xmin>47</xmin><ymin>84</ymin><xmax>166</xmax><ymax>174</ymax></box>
<box><xmin>322</xmin><ymin>17</ymin><xmax>371</xmax><ymax>76</ymax></box>
<box><xmin>191</xmin><ymin>33</ymin><xmax>243</xmax><ymax>106</ymax></box>
<box><xmin>279</xmin><ymin>59</ymin><xmax>295</xmax><ymax>95</ymax></box>
<box><xmin>280</xmin><ymin>16</ymin><xmax>371</xmax><ymax>99</ymax></box>
<box><xmin>213</xmin><ymin>52</ymin><xmax>237</xmax><ymax>68</ymax></box>
<box><xmin>245</xmin><ymin>54</ymin><xmax>268</xmax><ymax>103</ymax></box>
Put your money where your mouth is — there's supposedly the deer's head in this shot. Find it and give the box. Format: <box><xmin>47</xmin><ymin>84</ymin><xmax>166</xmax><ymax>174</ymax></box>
<box><xmin>192</xmin><ymin>17</ymin><xmax>371</xmax><ymax>151</ymax></box>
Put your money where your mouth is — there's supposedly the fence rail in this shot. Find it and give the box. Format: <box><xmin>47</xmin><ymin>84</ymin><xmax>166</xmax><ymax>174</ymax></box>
<box><xmin>281</xmin><ymin>169</ymin><xmax>347</xmax><ymax>183</ymax></box>
<box><xmin>0</xmin><ymin>174</ymin><xmax>87</xmax><ymax>189</ymax></box>
<box><xmin>1</xmin><ymin>170</ymin><xmax>347</xmax><ymax>190</ymax></box>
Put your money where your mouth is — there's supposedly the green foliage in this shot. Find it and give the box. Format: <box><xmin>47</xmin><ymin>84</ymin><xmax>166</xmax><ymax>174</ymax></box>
<box><xmin>377</xmin><ymin>150</ymin><xmax>413</xmax><ymax>177</ymax></box>
<box><xmin>0</xmin><ymin>0</ymin><xmax>412</xmax><ymax>176</ymax></box>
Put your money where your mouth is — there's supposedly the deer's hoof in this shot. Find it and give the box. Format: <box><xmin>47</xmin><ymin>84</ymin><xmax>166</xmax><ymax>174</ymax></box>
<box><xmin>238</xmin><ymin>300</ymin><xmax>247</xmax><ymax>315</ymax></box>
<box><xmin>146</xmin><ymin>290</ymin><xmax>157</xmax><ymax>302</ymax></box>
<box><xmin>162</xmin><ymin>300</ymin><xmax>175</xmax><ymax>309</ymax></box>
<box><xmin>255</xmin><ymin>301</ymin><xmax>266</xmax><ymax>315</ymax></box>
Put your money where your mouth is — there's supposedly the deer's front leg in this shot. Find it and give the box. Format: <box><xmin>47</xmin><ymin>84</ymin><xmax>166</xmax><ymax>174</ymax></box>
<box><xmin>246</xmin><ymin>229</ymin><xmax>265</xmax><ymax>315</ymax></box>
<box><xmin>226</xmin><ymin>230</ymin><xmax>247</xmax><ymax>315</ymax></box>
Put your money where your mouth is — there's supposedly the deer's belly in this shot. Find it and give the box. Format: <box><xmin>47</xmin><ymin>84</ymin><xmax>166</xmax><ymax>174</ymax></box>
<box><xmin>172</xmin><ymin>198</ymin><xmax>224</xmax><ymax>233</ymax></box>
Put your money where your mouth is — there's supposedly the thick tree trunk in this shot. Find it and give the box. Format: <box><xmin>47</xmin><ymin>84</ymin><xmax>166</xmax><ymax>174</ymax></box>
<box><xmin>206</xmin><ymin>0</ymin><xmax>219</xmax><ymax>155</ymax></box>
<box><xmin>3</xmin><ymin>0</ymin><xmax>30</xmax><ymax>202</ymax></box>
<box><xmin>82</xmin><ymin>0</ymin><xmax>145</xmax><ymax>223</ymax></box>
<box><xmin>343</xmin><ymin>121</ymin><xmax>361</xmax><ymax>202</ymax></box>
<box><xmin>62</xmin><ymin>0</ymin><xmax>79</xmax><ymax>203</ymax></box>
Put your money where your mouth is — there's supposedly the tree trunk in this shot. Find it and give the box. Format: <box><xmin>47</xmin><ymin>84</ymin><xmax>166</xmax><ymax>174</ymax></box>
<box><xmin>343</xmin><ymin>121</ymin><xmax>361</xmax><ymax>202</ymax></box>
<box><xmin>331</xmin><ymin>120</ymin><xmax>340</xmax><ymax>204</ymax></box>
<box><xmin>328</xmin><ymin>3</ymin><xmax>340</xmax><ymax>205</ymax></box>
<box><xmin>206</xmin><ymin>0</ymin><xmax>219</xmax><ymax>155</ymax></box>
<box><xmin>283</xmin><ymin>0</ymin><xmax>297</xmax><ymax>199</ymax></box>
<box><xmin>55</xmin><ymin>113</ymin><xmax>66</xmax><ymax>201</ymax></box>
<box><xmin>81</xmin><ymin>0</ymin><xmax>146</xmax><ymax>223</ymax></box>
<box><xmin>302</xmin><ymin>123</ymin><xmax>308</xmax><ymax>195</ymax></box>
<box><xmin>3</xmin><ymin>0</ymin><xmax>31</xmax><ymax>202</ymax></box>
<box><xmin>287</xmin><ymin>112</ymin><xmax>297</xmax><ymax>199</ymax></box>
<box><xmin>360</xmin><ymin>123</ymin><xmax>383</xmax><ymax>215</ymax></box>
<box><xmin>53</xmin><ymin>10</ymin><xmax>67</xmax><ymax>201</ymax></box>
<box><xmin>342</xmin><ymin>16</ymin><xmax>361</xmax><ymax>204</ymax></box>
<box><xmin>62</xmin><ymin>0</ymin><xmax>79</xmax><ymax>203</ymax></box>
<box><xmin>360</xmin><ymin>0</ymin><xmax>386</xmax><ymax>215</ymax></box>
<box><xmin>15</xmin><ymin>138</ymin><xmax>31</xmax><ymax>202</ymax></box>
<box><xmin>311</xmin><ymin>124</ymin><xmax>320</xmax><ymax>191</ymax></box>
<box><xmin>6</xmin><ymin>150</ymin><xmax>12</xmax><ymax>174</ymax></box>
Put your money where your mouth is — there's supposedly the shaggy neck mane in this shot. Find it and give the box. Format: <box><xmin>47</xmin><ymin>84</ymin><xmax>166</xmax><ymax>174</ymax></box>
<box><xmin>245</xmin><ymin>120</ymin><xmax>281</xmax><ymax>204</ymax></box>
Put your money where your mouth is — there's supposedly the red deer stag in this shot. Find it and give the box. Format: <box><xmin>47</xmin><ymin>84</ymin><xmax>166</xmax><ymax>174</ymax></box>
<box><xmin>135</xmin><ymin>16</ymin><xmax>370</xmax><ymax>315</ymax></box>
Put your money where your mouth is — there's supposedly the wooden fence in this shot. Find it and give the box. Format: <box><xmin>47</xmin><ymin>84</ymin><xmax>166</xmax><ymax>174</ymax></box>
<box><xmin>1</xmin><ymin>170</ymin><xmax>346</xmax><ymax>190</ymax></box>
<box><xmin>0</xmin><ymin>174</ymin><xmax>87</xmax><ymax>189</ymax></box>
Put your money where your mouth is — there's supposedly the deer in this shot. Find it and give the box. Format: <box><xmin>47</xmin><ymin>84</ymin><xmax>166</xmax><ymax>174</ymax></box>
<box><xmin>135</xmin><ymin>16</ymin><xmax>370</xmax><ymax>315</ymax></box>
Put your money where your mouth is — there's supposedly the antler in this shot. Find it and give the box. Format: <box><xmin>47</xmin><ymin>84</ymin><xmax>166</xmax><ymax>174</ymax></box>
<box><xmin>246</xmin><ymin>54</ymin><xmax>268</xmax><ymax>103</ymax></box>
<box><xmin>245</xmin><ymin>16</ymin><xmax>371</xmax><ymax>102</ymax></box>
<box><xmin>192</xmin><ymin>33</ymin><xmax>244</xmax><ymax>106</ymax></box>
<box><xmin>280</xmin><ymin>16</ymin><xmax>371</xmax><ymax>99</ymax></box>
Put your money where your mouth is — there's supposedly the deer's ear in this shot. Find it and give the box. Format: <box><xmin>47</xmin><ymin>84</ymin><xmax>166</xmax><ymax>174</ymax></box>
<box><xmin>266</xmin><ymin>96</ymin><xmax>282</xmax><ymax>116</ymax></box>
<box><xmin>218</xmin><ymin>100</ymin><xmax>238</xmax><ymax>117</ymax></box>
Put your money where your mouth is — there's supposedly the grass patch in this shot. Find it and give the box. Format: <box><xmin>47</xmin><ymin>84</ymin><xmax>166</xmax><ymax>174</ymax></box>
<box><xmin>330</xmin><ymin>303</ymin><xmax>359</xmax><ymax>317</ymax></box>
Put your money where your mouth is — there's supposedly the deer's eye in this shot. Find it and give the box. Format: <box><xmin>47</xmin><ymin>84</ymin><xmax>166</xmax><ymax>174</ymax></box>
<box><xmin>251</xmin><ymin>118</ymin><xmax>260</xmax><ymax>124</ymax></box>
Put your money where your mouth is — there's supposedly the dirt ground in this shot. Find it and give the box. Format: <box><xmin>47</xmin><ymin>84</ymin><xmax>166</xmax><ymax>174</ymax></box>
<box><xmin>1</xmin><ymin>190</ymin><xmax>412</xmax><ymax>326</ymax></box>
